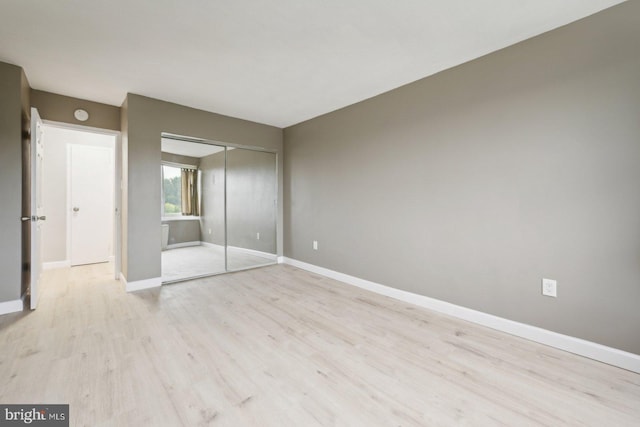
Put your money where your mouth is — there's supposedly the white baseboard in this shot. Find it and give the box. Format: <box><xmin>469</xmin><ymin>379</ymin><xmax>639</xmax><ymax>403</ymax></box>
<box><xmin>200</xmin><ymin>241</ymin><xmax>224</xmax><ymax>249</ymax></box>
<box><xmin>165</xmin><ymin>241</ymin><xmax>201</xmax><ymax>250</ymax></box>
<box><xmin>227</xmin><ymin>245</ymin><xmax>277</xmax><ymax>261</ymax></box>
<box><xmin>282</xmin><ymin>257</ymin><xmax>640</xmax><ymax>374</ymax></box>
<box><xmin>43</xmin><ymin>260</ymin><xmax>71</xmax><ymax>270</ymax></box>
<box><xmin>120</xmin><ymin>272</ymin><xmax>162</xmax><ymax>292</ymax></box>
<box><xmin>200</xmin><ymin>242</ymin><xmax>277</xmax><ymax>261</ymax></box>
<box><xmin>277</xmin><ymin>256</ymin><xmax>284</xmax><ymax>264</ymax></box>
<box><xmin>0</xmin><ymin>298</ymin><xmax>23</xmax><ymax>315</ymax></box>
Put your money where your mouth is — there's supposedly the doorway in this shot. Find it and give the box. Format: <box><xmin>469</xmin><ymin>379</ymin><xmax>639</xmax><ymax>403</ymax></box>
<box><xmin>40</xmin><ymin>123</ymin><xmax>118</xmax><ymax>275</ymax></box>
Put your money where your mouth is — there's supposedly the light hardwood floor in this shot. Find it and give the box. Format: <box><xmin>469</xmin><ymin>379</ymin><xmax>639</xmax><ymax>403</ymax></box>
<box><xmin>1</xmin><ymin>263</ymin><xmax>638</xmax><ymax>426</ymax></box>
<box><xmin>161</xmin><ymin>245</ymin><xmax>276</xmax><ymax>282</ymax></box>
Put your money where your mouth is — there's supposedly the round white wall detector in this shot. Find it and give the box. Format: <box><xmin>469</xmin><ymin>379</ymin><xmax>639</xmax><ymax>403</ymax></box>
<box><xmin>74</xmin><ymin>108</ymin><xmax>89</xmax><ymax>121</ymax></box>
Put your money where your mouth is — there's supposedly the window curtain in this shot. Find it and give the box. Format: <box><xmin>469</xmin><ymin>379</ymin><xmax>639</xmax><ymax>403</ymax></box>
<box><xmin>181</xmin><ymin>168</ymin><xmax>200</xmax><ymax>216</ymax></box>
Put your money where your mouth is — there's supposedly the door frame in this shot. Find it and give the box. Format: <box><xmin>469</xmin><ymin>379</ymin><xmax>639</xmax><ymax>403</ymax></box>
<box><xmin>43</xmin><ymin>120</ymin><xmax>122</xmax><ymax>280</ymax></box>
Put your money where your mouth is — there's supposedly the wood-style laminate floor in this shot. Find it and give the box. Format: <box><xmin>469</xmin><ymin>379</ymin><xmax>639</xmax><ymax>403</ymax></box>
<box><xmin>1</xmin><ymin>263</ymin><xmax>638</xmax><ymax>426</ymax></box>
<box><xmin>161</xmin><ymin>245</ymin><xmax>276</xmax><ymax>282</ymax></box>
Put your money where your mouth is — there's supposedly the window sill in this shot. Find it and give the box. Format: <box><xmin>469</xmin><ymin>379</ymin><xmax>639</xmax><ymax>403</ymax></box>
<box><xmin>162</xmin><ymin>216</ymin><xmax>201</xmax><ymax>221</ymax></box>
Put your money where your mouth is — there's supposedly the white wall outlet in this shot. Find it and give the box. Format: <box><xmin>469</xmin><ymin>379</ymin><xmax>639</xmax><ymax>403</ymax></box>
<box><xmin>208</xmin><ymin>228</ymin><xmax>212</xmax><ymax>234</ymax></box>
<box><xmin>542</xmin><ymin>278</ymin><xmax>557</xmax><ymax>297</ymax></box>
<box><xmin>313</xmin><ymin>240</ymin><xmax>318</xmax><ymax>250</ymax></box>
<box><xmin>257</xmin><ymin>232</ymin><xmax>260</xmax><ymax>240</ymax></box>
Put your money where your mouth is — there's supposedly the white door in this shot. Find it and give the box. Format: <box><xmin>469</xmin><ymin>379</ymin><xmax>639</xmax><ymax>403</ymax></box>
<box><xmin>70</xmin><ymin>145</ymin><xmax>113</xmax><ymax>266</ymax></box>
<box><xmin>29</xmin><ymin>108</ymin><xmax>45</xmax><ymax>310</ymax></box>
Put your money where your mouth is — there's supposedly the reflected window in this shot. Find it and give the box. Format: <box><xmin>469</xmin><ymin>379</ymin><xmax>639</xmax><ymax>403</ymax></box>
<box><xmin>161</xmin><ymin>164</ymin><xmax>182</xmax><ymax>215</ymax></box>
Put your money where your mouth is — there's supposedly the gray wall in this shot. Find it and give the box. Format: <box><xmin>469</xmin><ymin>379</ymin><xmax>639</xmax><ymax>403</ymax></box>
<box><xmin>122</xmin><ymin>94</ymin><xmax>283</xmax><ymax>282</ymax></box>
<box><xmin>198</xmin><ymin>149</ymin><xmax>278</xmax><ymax>253</ymax></box>
<box><xmin>0</xmin><ymin>62</ymin><xmax>25</xmax><ymax>303</ymax></box>
<box><xmin>227</xmin><ymin>148</ymin><xmax>277</xmax><ymax>254</ymax></box>
<box><xmin>199</xmin><ymin>151</ymin><xmax>226</xmax><ymax>246</ymax></box>
<box><xmin>31</xmin><ymin>90</ymin><xmax>121</xmax><ymax>131</ymax></box>
<box><xmin>162</xmin><ymin>220</ymin><xmax>201</xmax><ymax>245</ymax></box>
<box><xmin>283</xmin><ymin>2</ymin><xmax>640</xmax><ymax>354</ymax></box>
<box><xmin>120</xmin><ymin>98</ymin><xmax>129</xmax><ymax>278</ymax></box>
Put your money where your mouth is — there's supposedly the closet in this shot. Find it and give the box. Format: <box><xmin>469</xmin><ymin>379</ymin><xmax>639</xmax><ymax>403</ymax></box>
<box><xmin>160</xmin><ymin>135</ymin><xmax>277</xmax><ymax>283</ymax></box>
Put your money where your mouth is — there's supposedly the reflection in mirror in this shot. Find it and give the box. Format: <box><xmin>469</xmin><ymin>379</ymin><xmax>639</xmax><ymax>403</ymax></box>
<box><xmin>160</xmin><ymin>137</ymin><xmax>226</xmax><ymax>283</ymax></box>
<box><xmin>160</xmin><ymin>136</ymin><xmax>277</xmax><ymax>283</ymax></box>
<box><xmin>226</xmin><ymin>148</ymin><xmax>277</xmax><ymax>271</ymax></box>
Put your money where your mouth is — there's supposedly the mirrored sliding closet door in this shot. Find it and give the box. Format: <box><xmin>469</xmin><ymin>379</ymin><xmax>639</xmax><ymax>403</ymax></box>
<box><xmin>161</xmin><ymin>138</ymin><xmax>226</xmax><ymax>282</ymax></box>
<box><xmin>226</xmin><ymin>148</ymin><xmax>277</xmax><ymax>271</ymax></box>
<box><xmin>160</xmin><ymin>136</ymin><xmax>277</xmax><ymax>284</ymax></box>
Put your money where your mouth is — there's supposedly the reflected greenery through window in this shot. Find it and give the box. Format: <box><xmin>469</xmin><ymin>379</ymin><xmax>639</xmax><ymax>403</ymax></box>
<box><xmin>162</xmin><ymin>165</ymin><xmax>181</xmax><ymax>215</ymax></box>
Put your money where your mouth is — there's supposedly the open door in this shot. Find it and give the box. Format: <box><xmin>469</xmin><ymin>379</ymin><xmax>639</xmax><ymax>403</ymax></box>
<box><xmin>29</xmin><ymin>107</ymin><xmax>45</xmax><ymax>309</ymax></box>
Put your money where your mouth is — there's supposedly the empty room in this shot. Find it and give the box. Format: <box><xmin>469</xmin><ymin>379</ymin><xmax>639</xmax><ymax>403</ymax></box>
<box><xmin>0</xmin><ymin>1</ymin><xmax>638</xmax><ymax>426</ymax></box>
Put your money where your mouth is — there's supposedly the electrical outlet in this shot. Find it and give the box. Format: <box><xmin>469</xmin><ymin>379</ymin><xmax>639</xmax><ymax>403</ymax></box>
<box><xmin>257</xmin><ymin>232</ymin><xmax>260</xmax><ymax>240</ymax></box>
<box><xmin>208</xmin><ymin>228</ymin><xmax>212</xmax><ymax>234</ymax></box>
<box><xmin>542</xmin><ymin>278</ymin><xmax>557</xmax><ymax>297</ymax></box>
<box><xmin>313</xmin><ymin>240</ymin><xmax>318</xmax><ymax>250</ymax></box>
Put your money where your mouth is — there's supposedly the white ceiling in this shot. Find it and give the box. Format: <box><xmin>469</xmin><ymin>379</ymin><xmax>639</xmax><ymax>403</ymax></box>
<box><xmin>0</xmin><ymin>0</ymin><xmax>625</xmax><ymax>128</ymax></box>
<box><xmin>161</xmin><ymin>138</ymin><xmax>224</xmax><ymax>158</ymax></box>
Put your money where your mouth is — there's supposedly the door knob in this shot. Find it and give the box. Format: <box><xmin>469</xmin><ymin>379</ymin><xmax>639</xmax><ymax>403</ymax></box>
<box><xmin>73</xmin><ymin>207</ymin><xmax>80</xmax><ymax>212</ymax></box>
<box><xmin>21</xmin><ymin>216</ymin><xmax>31</xmax><ymax>222</ymax></box>
<box><xmin>38</xmin><ymin>216</ymin><xmax>46</xmax><ymax>221</ymax></box>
